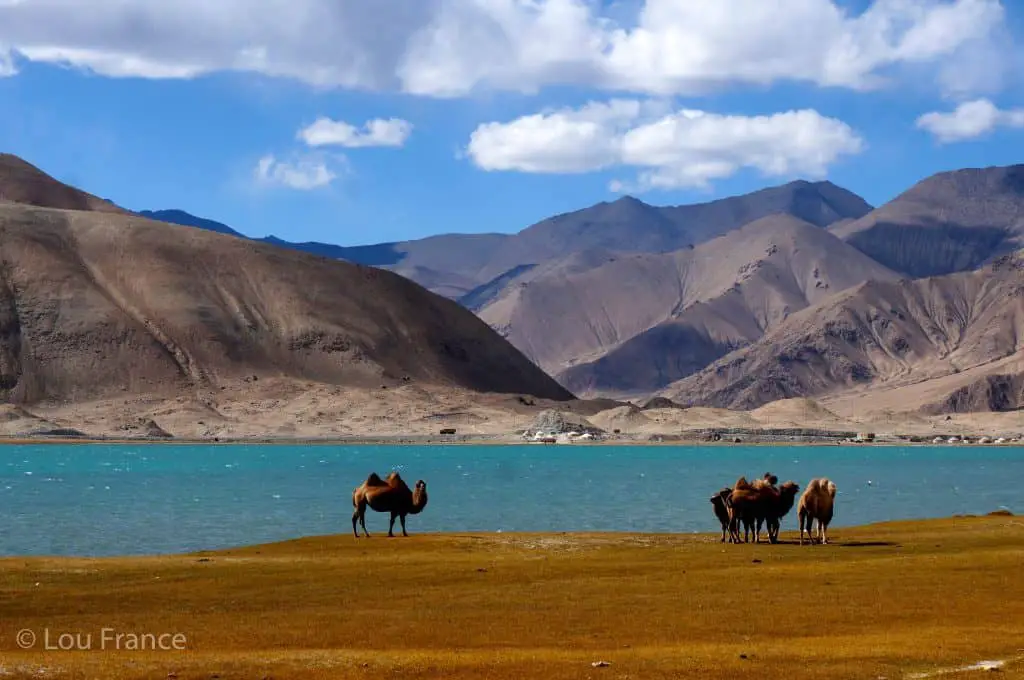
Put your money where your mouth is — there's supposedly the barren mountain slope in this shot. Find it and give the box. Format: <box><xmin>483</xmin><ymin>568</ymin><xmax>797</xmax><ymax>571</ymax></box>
<box><xmin>136</xmin><ymin>209</ymin><xmax>509</xmax><ymax>298</ymax></box>
<box><xmin>0</xmin><ymin>154</ymin><xmax>125</xmax><ymax>214</ymax></box>
<box><xmin>832</xmin><ymin>164</ymin><xmax>1024</xmax><ymax>277</ymax></box>
<box><xmin>478</xmin><ymin>215</ymin><xmax>897</xmax><ymax>391</ymax></box>
<box><xmin>662</xmin><ymin>252</ymin><xmax>1024</xmax><ymax>411</ymax></box>
<box><xmin>0</xmin><ymin>203</ymin><xmax>573</xmax><ymax>405</ymax></box>
<box><xmin>460</xmin><ymin>247</ymin><xmax>621</xmax><ymax>313</ymax></box>
<box><xmin>476</xmin><ymin>181</ymin><xmax>871</xmax><ymax>284</ymax></box>
<box><xmin>146</xmin><ymin>181</ymin><xmax>871</xmax><ymax>298</ymax></box>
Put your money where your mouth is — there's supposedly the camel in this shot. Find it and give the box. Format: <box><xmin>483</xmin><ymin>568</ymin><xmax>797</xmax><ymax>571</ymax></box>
<box><xmin>728</xmin><ymin>475</ymin><xmax>800</xmax><ymax>544</ymax></box>
<box><xmin>351</xmin><ymin>471</ymin><xmax>428</xmax><ymax>538</ymax></box>
<box><xmin>764</xmin><ymin>481</ymin><xmax>800</xmax><ymax>543</ymax></box>
<box><xmin>798</xmin><ymin>478</ymin><xmax>837</xmax><ymax>545</ymax></box>
<box><xmin>709</xmin><ymin>487</ymin><xmax>733</xmax><ymax>542</ymax></box>
<box><xmin>745</xmin><ymin>473</ymin><xmax>781</xmax><ymax>542</ymax></box>
<box><xmin>727</xmin><ymin>477</ymin><xmax>763</xmax><ymax>543</ymax></box>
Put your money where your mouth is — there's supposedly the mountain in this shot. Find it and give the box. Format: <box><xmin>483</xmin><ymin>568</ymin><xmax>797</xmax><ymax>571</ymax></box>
<box><xmin>832</xmin><ymin>164</ymin><xmax>1024</xmax><ymax>278</ymax></box>
<box><xmin>143</xmin><ymin>180</ymin><xmax>872</xmax><ymax>299</ymax></box>
<box><xmin>474</xmin><ymin>181</ymin><xmax>872</xmax><ymax>284</ymax></box>
<box><xmin>473</xmin><ymin>215</ymin><xmax>898</xmax><ymax>397</ymax></box>
<box><xmin>0</xmin><ymin>154</ymin><xmax>126</xmax><ymax>214</ymax></box>
<box><xmin>0</xmin><ymin>157</ymin><xmax>573</xmax><ymax>406</ymax></box>
<box><xmin>660</xmin><ymin>252</ymin><xmax>1024</xmax><ymax>412</ymax></box>
<box><xmin>137</xmin><ymin>209</ymin><xmax>245</xmax><ymax>237</ymax></box>
<box><xmin>137</xmin><ymin>209</ymin><xmax>405</xmax><ymax>263</ymax></box>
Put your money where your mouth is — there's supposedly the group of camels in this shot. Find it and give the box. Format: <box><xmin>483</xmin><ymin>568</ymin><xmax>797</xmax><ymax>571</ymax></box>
<box><xmin>349</xmin><ymin>469</ymin><xmax>836</xmax><ymax>544</ymax></box>
<box><xmin>710</xmin><ymin>473</ymin><xmax>837</xmax><ymax>545</ymax></box>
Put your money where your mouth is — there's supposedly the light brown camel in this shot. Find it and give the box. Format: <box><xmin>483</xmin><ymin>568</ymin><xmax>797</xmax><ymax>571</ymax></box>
<box><xmin>798</xmin><ymin>478</ymin><xmax>837</xmax><ymax>545</ymax></box>
<box><xmin>709</xmin><ymin>487</ymin><xmax>733</xmax><ymax>543</ymax></box>
<box><xmin>352</xmin><ymin>471</ymin><xmax>428</xmax><ymax>538</ymax></box>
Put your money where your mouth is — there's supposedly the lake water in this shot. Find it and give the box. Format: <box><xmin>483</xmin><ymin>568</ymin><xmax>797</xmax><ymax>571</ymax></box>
<box><xmin>1</xmin><ymin>444</ymin><xmax>1021</xmax><ymax>557</ymax></box>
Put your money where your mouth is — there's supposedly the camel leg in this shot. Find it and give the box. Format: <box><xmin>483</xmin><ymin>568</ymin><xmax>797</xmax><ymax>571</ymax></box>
<box><xmin>388</xmin><ymin>512</ymin><xmax>398</xmax><ymax>537</ymax></box>
<box><xmin>821</xmin><ymin>521</ymin><xmax>829</xmax><ymax>545</ymax></box>
<box><xmin>352</xmin><ymin>498</ymin><xmax>368</xmax><ymax>538</ymax></box>
<box><xmin>798</xmin><ymin>513</ymin><xmax>807</xmax><ymax>545</ymax></box>
<box><xmin>400</xmin><ymin>513</ymin><xmax>408</xmax><ymax>537</ymax></box>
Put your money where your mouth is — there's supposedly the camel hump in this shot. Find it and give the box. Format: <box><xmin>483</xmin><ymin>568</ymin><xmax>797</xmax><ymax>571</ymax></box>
<box><xmin>824</xmin><ymin>479</ymin><xmax>837</xmax><ymax>497</ymax></box>
<box><xmin>365</xmin><ymin>472</ymin><xmax>387</xmax><ymax>486</ymax></box>
<box><xmin>734</xmin><ymin>476</ymin><xmax>750</xmax><ymax>490</ymax></box>
<box><xmin>386</xmin><ymin>471</ymin><xmax>403</xmax><ymax>484</ymax></box>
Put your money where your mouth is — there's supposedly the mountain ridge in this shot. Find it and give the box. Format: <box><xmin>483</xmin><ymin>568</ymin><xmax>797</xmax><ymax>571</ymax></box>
<box><xmin>833</xmin><ymin>164</ymin><xmax>1024</xmax><ymax>277</ymax></box>
<box><xmin>0</xmin><ymin>155</ymin><xmax>574</xmax><ymax>408</ymax></box>
<box><xmin>139</xmin><ymin>179</ymin><xmax>874</xmax><ymax>298</ymax></box>
<box><xmin>659</xmin><ymin>251</ymin><xmax>1024</xmax><ymax>412</ymax></box>
<box><xmin>474</xmin><ymin>214</ymin><xmax>899</xmax><ymax>397</ymax></box>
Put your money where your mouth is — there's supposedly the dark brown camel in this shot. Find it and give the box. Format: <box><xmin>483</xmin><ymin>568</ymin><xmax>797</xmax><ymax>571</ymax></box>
<box><xmin>727</xmin><ymin>475</ymin><xmax>800</xmax><ymax>544</ymax></box>
<box><xmin>709</xmin><ymin>487</ymin><xmax>733</xmax><ymax>542</ymax></box>
<box><xmin>351</xmin><ymin>471</ymin><xmax>428</xmax><ymax>537</ymax></box>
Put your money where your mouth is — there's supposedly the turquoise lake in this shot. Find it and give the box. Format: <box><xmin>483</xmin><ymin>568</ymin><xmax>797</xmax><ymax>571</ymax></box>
<box><xmin>1</xmin><ymin>444</ymin><xmax>1021</xmax><ymax>556</ymax></box>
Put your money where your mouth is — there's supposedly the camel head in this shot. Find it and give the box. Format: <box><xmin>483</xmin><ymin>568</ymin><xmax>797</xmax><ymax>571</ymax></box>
<box><xmin>763</xmin><ymin>472</ymin><xmax>778</xmax><ymax>486</ymax></box>
<box><xmin>709</xmin><ymin>487</ymin><xmax>731</xmax><ymax>506</ymax></box>
<box><xmin>409</xmin><ymin>479</ymin><xmax>428</xmax><ymax>515</ymax></box>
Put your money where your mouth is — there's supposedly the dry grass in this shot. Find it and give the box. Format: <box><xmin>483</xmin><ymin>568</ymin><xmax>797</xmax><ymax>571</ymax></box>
<box><xmin>1</xmin><ymin>517</ymin><xmax>1023</xmax><ymax>679</ymax></box>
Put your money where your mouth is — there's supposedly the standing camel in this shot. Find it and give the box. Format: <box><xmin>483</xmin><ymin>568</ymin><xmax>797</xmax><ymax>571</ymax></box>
<box><xmin>710</xmin><ymin>487</ymin><xmax>733</xmax><ymax>542</ymax></box>
<box><xmin>352</xmin><ymin>471</ymin><xmax>428</xmax><ymax>537</ymax></box>
<box><xmin>728</xmin><ymin>475</ymin><xmax>799</xmax><ymax>544</ymax></box>
<box><xmin>798</xmin><ymin>478</ymin><xmax>837</xmax><ymax>545</ymax></box>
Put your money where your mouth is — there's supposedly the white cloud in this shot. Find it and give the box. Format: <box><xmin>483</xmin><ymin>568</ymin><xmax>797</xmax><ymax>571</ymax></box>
<box><xmin>0</xmin><ymin>0</ymin><xmax>1011</xmax><ymax>98</ymax></box>
<box><xmin>466</xmin><ymin>101</ymin><xmax>864</xmax><ymax>191</ymax></box>
<box><xmin>298</xmin><ymin>117</ymin><xmax>413</xmax><ymax>148</ymax></box>
<box><xmin>915</xmin><ymin>98</ymin><xmax>1024</xmax><ymax>142</ymax></box>
<box><xmin>0</xmin><ymin>45</ymin><xmax>15</xmax><ymax>76</ymax></box>
<box><xmin>253</xmin><ymin>153</ymin><xmax>340</xmax><ymax>190</ymax></box>
<box><xmin>467</xmin><ymin>100</ymin><xmax>642</xmax><ymax>173</ymax></box>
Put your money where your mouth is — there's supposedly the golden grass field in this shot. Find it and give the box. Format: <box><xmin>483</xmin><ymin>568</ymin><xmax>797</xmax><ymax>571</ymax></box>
<box><xmin>1</xmin><ymin>516</ymin><xmax>1023</xmax><ymax>679</ymax></box>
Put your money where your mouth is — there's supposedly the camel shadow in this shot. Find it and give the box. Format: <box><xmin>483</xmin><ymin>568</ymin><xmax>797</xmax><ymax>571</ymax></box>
<box><xmin>833</xmin><ymin>540</ymin><xmax>899</xmax><ymax>548</ymax></box>
<box><xmin>767</xmin><ymin>539</ymin><xmax>899</xmax><ymax>548</ymax></box>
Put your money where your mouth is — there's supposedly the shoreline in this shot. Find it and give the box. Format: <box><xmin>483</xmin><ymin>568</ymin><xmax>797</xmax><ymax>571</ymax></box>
<box><xmin>0</xmin><ymin>432</ymin><xmax>1021</xmax><ymax>446</ymax></box>
<box><xmin>0</xmin><ymin>513</ymin><xmax>1014</xmax><ymax>561</ymax></box>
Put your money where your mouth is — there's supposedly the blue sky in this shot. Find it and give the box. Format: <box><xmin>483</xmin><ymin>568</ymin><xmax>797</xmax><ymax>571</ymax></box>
<box><xmin>1</xmin><ymin>0</ymin><xmax>1022</xmax><ymax>246</ymax></box>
